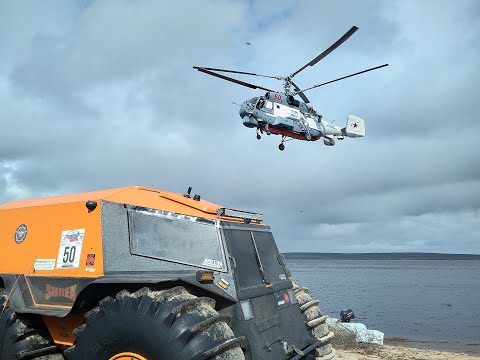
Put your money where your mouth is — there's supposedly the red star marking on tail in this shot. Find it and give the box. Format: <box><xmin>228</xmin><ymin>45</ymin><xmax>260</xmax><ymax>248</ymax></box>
<box><xmin>352</xmin><ymin>122</ymin><xmax>358</xmax><ymax>128</ymax></box>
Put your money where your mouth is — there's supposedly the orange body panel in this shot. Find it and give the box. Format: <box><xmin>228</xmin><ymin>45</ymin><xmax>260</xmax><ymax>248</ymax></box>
<box><xmin>0</xmin><ymin>200</ymin><xmax>104</xmax><ymax>277</ymax></box>
<box><xmin>42</xmin><ymin>314</ymin><xmax>85</xmax><ymax>346</ymax></box>
<box><xmin>0</xmin><ymin>186</ymin><xmax>221</xmax><ymax>217</ymax></box>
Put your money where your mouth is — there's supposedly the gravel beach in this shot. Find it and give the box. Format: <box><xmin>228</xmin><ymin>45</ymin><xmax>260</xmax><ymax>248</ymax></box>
<box><xmin>336</xmin><ymin>345</ymin><xmax>480</xmax><ymax>360</ymax></box>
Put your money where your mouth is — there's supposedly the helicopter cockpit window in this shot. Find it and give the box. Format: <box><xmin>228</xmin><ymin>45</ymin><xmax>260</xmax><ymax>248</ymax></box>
<box><xmin>256</xmin><ymin>99</ymin><xmax>265</xmax><ymax>109</ymax></box>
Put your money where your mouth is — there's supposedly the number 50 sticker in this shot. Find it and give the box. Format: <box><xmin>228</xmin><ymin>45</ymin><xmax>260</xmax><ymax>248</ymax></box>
<box><xmin>56</xmin><ymin>229</ymin><xmax>85</xmax><ymax>269</ymax></box>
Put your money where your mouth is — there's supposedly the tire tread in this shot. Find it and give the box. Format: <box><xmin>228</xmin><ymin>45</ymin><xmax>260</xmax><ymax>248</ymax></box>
<box><xmin>65</xmin><ymin>286</ymin><xmax>245</xmax><ymax>360</ymax></box>
<box><xmin>291</xmin><ymin>278</ymin><xmax>335</xmax><ymax>359</ymax></box>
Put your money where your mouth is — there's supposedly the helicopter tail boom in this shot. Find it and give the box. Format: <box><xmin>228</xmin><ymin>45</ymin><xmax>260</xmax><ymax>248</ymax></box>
<box><xmin>343</xmin><ymin>115</ymin><xmax>365</xmax><ymax>137</ymax></box>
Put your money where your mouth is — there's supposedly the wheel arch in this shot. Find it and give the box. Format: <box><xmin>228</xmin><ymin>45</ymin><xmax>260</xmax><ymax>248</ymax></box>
<box><xmin>1</xmin><ymin>273</ymin><xmax>236</xmax><ymax>317</ymax></box>
<box><xmin>71</xmin><ymin>278</ymin><xmax>236</xmax><ymax>313</ymax></box>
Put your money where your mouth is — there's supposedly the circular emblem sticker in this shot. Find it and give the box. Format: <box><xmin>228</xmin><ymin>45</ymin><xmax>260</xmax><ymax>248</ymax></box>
<box><xmin>14</xmin><ymin>224</ymin><xmax>28</xmax><ymax>244</ymax></box>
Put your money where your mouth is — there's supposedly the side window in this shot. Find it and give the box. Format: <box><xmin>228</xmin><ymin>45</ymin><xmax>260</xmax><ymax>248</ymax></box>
<box><xmin>128</xmin><ymin>209</ymin><xmax>226</xmax><ymax>271</ymax></box>
<box><xmin>265</xmin><ymin>101</ymin><xmax>273</xmax><ymax>110</ymax></box>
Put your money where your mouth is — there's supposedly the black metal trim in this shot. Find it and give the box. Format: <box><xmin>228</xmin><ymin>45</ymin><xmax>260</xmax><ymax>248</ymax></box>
<box><xmin>220</xmin><ymin>222</ymin><xmax>271</xmax><ymax>232</ymax></box>
<box><xmin>90</xmin><ymin>273</ymin><xmax>238</xmax><ymax>302</ymax></box>
<box><xmin>236</xmin><ymin>280</ymin><xmax>292</xmax><ymax>301</ymax></box>
<box><xmin>250</xmin><ymin>232</ymin><xmax>270</xmax><ymax>285</ymax></box>
<box><xmin>290</xmin><ymin>339</ymin><xmax>321</xmax><ymax>360</ymax></box>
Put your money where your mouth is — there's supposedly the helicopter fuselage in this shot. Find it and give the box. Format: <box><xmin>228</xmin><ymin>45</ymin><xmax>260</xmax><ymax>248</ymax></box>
<box><xmin>239</xmin><ymin>92</ymin><xmax>343</xmax><ymax>144</ymax></box>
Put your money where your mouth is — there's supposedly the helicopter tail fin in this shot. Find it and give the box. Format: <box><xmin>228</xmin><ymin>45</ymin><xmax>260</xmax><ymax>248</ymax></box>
<box><xmin>343</xmin><ymin>115</ymin><xmax>365</xmax><ymax>137</ymax></box>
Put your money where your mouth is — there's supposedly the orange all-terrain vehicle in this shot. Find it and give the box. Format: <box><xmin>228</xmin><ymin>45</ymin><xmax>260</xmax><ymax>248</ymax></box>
<box><xmin>0</xmin><ymin>186</ymin><xmax>335</xmax><ymax>360</ymax></box>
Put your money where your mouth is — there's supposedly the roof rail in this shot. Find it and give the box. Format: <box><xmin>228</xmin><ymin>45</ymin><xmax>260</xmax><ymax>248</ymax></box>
<box><xmin>217</xmin><ymin>208</ymin><xmax>263</xmax><ymax>222</ymax></box>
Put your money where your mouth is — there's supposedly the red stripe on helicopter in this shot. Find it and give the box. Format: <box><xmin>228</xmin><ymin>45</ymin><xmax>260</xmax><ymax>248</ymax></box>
<box><xmin>262</xmin><ymin>126</ymin><xmax>321</xmax><ymax>141</ymax></box>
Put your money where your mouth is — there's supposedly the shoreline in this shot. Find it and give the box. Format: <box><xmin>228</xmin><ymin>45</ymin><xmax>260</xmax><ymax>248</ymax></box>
<box><xmin>384</xmin><ymin>337</ymin><xmax>480</xmax><ymax>355</ymax></box>
<box><xmin>335</xmin><ymin>344</ymin><xmax>480</xmax><ymax>359</ymax></box>
<box><xmin>329</xmin><ymin>319</ymin><xmax>480</xmax><ymax>359</ymax></box>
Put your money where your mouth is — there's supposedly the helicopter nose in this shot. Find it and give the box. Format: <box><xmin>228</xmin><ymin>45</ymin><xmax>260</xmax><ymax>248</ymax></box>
<box><xmin>239</xmin><ymin>102</ymin><xmax>248</xmax><ymax>118</ymax></box>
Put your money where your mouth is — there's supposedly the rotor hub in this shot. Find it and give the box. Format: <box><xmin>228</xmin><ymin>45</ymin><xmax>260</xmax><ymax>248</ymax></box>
<box><xmin>283</xmin><ymin>77</ymin><xmax>293</xmax><ymax>95</ymax></box>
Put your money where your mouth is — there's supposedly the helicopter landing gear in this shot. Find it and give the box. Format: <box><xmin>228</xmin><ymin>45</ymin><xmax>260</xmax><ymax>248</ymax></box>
<box><xmin>266</xmin><ymin>130</ymin><xmax>272</xmax><ymax>135</ymax></box>
<box><xmin>256</xmin><ymin>127</ymin><xmax>262</xmax><ymax>140</ymax></box>
<box><xmin>305</xmin><ymin>131</ymin><xmax>312</xmax><ymax>141</ymax></box>
<box><xmin>278</xmin><ymin>135</ymin><xmax>287</xmax><ymax>151</ymax></box>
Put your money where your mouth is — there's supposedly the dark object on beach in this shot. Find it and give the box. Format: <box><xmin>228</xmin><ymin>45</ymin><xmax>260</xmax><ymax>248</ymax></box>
<box><xmin>340</xmin><ymin>309</ymin><xmax>355</xmax><ymax>322</ymax></box>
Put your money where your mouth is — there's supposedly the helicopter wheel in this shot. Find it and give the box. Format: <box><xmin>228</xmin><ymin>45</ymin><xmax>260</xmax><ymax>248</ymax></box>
<box><xmin>278</xmin><ymin>143</ymin><xmax>285</xmax><ymax>151</ymax></box>
<box><xmin>266</xmin><ymin>130</ymin><xmax>272</xmax><ymax>135</ymax></box>
<box><xmin>256</xmin><ymin>134</ymin><xmax>261</xmax><ymax>140</ymax></box>
<box><xmin>305</xmin><ymin>133</ymin><xmax>312</xmax><ymax>141</ymax></box>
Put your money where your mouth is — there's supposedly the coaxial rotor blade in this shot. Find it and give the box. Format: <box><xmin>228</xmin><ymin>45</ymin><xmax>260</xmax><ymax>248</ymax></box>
<box><xmin>291</xmin><ymin>81</ymin><xmax>310</xmax><ymax>103</ymax></box>
<box><xmin>195</xmin><ymin>67</ymin><xmax>274</xmax><ymax>92</ymax></box>
<box><xmin>294</xmin><ymin>64</ymin><xmax>389</xmax><ymax>94</ymax></box>
<box><xmin>290</xmin><ymin>26</ymin><xmax>359</xmax><ymax>78</ymax></box>
<box><xmin>193</xmin><ymin>66</ymin><xmax>280</xmax><ymax>80</ymax></box>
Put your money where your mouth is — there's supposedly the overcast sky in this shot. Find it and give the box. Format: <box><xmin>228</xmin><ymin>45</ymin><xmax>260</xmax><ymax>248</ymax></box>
<box><xmin>1</xmin><ymin>0</ymin><xmax>479</xmax><ymax>254</ymax></box>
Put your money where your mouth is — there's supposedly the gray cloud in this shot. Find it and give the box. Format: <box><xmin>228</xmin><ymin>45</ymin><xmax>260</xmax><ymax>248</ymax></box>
<box><xmin>1</xmin><ymin>0</ymin><xmax>479</xmax><ymax>254</ymax></box>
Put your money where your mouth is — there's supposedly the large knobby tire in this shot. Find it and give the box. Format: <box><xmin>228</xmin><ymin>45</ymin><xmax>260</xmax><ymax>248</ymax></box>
<box><xmin>0</xmin><ymin>288</ymin><xmax>63</xmax><ymax>360</ymax></box>
<box><xmin>291</xmin><ymin>279</ymin><xmax>336</xmax><ymax>360</ymax></box>
<box><xmin>64</xmin><ymin>286</ymin><xmax>245</xmax><ymax>360</ymax></box>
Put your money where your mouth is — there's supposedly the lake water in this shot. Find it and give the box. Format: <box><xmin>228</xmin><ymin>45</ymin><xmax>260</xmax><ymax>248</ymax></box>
<box><xmin>287</xmin><ymin>259</ymin><xmax>480</xmax><ymax>353</ymax></box>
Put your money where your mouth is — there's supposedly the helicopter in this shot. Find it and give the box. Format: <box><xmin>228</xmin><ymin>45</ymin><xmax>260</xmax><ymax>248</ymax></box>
<box><xmin>194</xmin><ymin>26</ymin><xmax>388</xmax><ymax>151</ymax></box>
